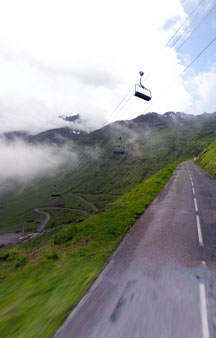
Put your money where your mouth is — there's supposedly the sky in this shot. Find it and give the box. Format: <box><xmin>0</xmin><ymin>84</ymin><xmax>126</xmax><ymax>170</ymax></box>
<box><xmin>0</xmin><ymin>0</ymin><xmax>216</xmax><ymax>134</ymax></box>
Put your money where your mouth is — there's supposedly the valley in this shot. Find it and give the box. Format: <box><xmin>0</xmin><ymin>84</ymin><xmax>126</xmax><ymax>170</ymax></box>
<box><xmin>1</xmin><ymin>111</ymin><xmax>216</xmax><ymax>235</ymax></box>
<box><xmin>1</xmin><ymin>111</ymin><xmax>216</xmax><ymax>337</ymax></box>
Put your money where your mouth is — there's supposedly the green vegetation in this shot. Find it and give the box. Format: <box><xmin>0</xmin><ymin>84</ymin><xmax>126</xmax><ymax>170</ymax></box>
<box><xmin>0</xmin><ymin>187</ymin><xmax>95</xmax><ymax>233</ymax></box>
<box><xmin>44</xmin><ymin>209</ymin><xmax>87</xmax><ymax>230</ymax></box>
<box><xmin>74</xmin><ymin>193</ymin><xmax>120</xmax><ymax>210</ymax></box>
<box><xmin>0</xmin><ymin>162</ymin><xmax>179</xmax><ymax>338</ymax></box>
<box><xmin>2</xmin><ymin>112</ymin><xmax>216</xmax><ymax>233</ymax></box>
<box><xmin>196</xmin><ymin>138</ymin><xmax>216</xmax><ymax>177</ymax></box>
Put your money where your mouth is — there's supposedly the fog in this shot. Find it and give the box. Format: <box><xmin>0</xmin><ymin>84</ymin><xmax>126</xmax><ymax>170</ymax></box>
<box><xmin>0</xmin><ymin>137</ymin><xmax>78</xmax><ymax>189</ymax></box>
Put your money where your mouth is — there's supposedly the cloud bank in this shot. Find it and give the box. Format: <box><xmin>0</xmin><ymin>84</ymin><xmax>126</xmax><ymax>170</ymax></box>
<box><xmin>0</xmin><ymin>0</ymin><xmax>215</xmax><ymax>135</ymax></box>
<box><xmin>0</xmin><ymin>138</ymin><xmax>78</xmax><ymax>189</ymax></box>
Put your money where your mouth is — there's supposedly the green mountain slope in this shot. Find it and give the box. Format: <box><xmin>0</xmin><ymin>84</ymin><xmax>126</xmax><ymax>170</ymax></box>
<box><xmin>59</xmin><ymin>111</ymin><xmax>216</xmax><ymax>194</ymax></box>
<box><xmin>0</xmin><ymin>162</ymin><xmax>179</xmax><ymax>338</ymax></box>
<box><xmin>196</xmin><ymin>138</ymin><xmax>216</xmax><ymax>177</ymax></box>
<box><xmin>1</xmin><ymin>111</ymin><xmax>216</xmax><ymax>233</ymax></box>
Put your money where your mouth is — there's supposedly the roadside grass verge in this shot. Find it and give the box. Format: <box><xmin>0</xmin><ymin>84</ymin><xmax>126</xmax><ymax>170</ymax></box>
<box><xmin>196</xmin><ymin>139</ymin><xmax>216</xmax><ymax>178</ymax></box>
<box><xmin>0</xmin><ymin>161</ymin><xmax>179</xmax><ymax>338</ymax></box>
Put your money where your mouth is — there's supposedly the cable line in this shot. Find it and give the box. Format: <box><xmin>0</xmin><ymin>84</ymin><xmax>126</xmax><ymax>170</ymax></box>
<box><xmin>165</xmin><ymin>0</ymin><xmax>203</xmax><ymax>48</ymax></box>
<box><xmin>176</xmin><ymin>2</ymin><xmax>216</xmax><ymax>52</ymax></box>
<box><xmin>143</xmin><ymin>0</ymin><xmax>205</xmax><ymax>82</ymax></box>
<box><xmin>103</xmin><ymin>0</ymin><xmax>205</xmax><ymax>127</ymax></box>
<box><xmin>61</xmin><ymin>1</ymin><xmax>213</xmax><ymax>178</ymax></box>
<box><xmin>178</xmin><ymin>35</ymin><xmax>216</xmax><ymax>77</ymax></box>
<box><xmin>141</xmin><ymin>33</ymin><xmax>216</xmax><ymax>116</ymax></box>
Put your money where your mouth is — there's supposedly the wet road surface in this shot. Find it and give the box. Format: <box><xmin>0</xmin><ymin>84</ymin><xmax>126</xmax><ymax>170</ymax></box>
<box><xmin>0</xmin><ymin>232</ymin><xmax>21</xmax><ymax>246</ymax></box>
<box><xmin>55</xmin><ymin>161</ymin><xmax>216</xmax><ymax>338</ymax></box>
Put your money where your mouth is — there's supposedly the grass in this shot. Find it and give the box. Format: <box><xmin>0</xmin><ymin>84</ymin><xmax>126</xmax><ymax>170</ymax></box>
<box><xmin>43</xmin><ymin>209</ymin><xmax>87</xmax><ymax>230</ymax></box>
<box><xmin>2</xmin><ymin>112</ymin><xmax>216</xmax><ymax>234</ymax></box>
<box><xmin>0</xmin><ymin>161</ymin><xmax>179</xmax><ymax>338</ymax></box>
<box><xmin>0</xmin><ymin>185</ymin><xmax>95</xmax><ymax>233</ymax></box>
<box><xmin>196</xmin><ymin>138</ymin><xmax>216</xmax><ymax>178</ymax></box>
<box><xmin>75</xmin><ymin>193</ymin><xmax>120</xmax><ymax>210</ymax></box>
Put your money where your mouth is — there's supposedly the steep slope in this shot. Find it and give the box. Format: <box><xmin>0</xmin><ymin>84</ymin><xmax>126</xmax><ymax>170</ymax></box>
<box><xmin>28</xmin><ymin>127</ymin><xmax>87</xmax><ymax>144</ymax></box>
<box><xmin>0</xmin><ymin>162</ymin><xmax>179</xmax><ymax>338</ymax></box>
<box><xmin>2</xmin><ymin>111</ymin><xmax>216</xmax><ymax>233</ymax></box>
<box><xmin>62</xmin><ymin>111</ymin><xmax>216</xmax><ymax>194</ymax></box>
<box><xmin>196</xmin><ymin>138</ymin><xmax>216</xmax><ymax>178</ymax></box>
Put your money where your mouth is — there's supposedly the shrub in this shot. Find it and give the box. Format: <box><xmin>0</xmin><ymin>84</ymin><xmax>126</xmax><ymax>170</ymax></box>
<box><xmin>0</xmin><ymin>253</ymin><xmax>9</xmax><ymax>262</ymax></box>
<box><xmin>53</xmin><ymin>225</ymin><xmax>78</xmax><ymax>245</ymax></box>
<box><xmin>15</xmin><ymin>256</ymin><xmax>27</xmax><ymax>269</ymax></box>
<box><xmin>47</xmin><ymin>251</ymin><xmax>59</xmax><ymax>260</ymax></box>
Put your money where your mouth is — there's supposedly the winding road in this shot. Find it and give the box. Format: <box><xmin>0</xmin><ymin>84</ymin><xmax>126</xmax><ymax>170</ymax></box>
<box><xmin>55</xmin><ymin>161</ymin><xmax>216</xmax><ymax>338</ymax></box>
<box><xmin>34</xmin><ymin>208</ymin><xmax>50</xmax><ymax>232</ymax></box>
<box><xmin>0</xmin><ymin>193</ymin><xmax>99</xmax><ymax>246</ymax></box>
<box><xmin>34</xmin><ymin>194</ymin><xmax>98</xmax><ymax>232</ymax></box>
<box><xmin>70</xmin><ymin>194</ymin><xmax>99</xmax><ymax>213</ymax></box>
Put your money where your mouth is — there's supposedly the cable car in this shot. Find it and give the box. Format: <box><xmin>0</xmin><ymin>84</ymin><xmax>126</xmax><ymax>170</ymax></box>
<box><xmin>51</xmin><ymin>184</ymin><xmax>62</xmax><ymax>197</ymax></box>
<box><xmin>134</xmin><ymin>71</ymin><xmax>152</xmax><ymax>101</ymax></box>
<box><xmin>113</xmin><ymin>137</ymin><xmax>125</xmax><ymax>154</ymax></box>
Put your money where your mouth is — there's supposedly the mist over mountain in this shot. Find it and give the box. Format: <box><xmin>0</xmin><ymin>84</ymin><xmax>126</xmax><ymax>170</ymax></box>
<box><xmin>1</xmin><ymin>113</ymin><xmax>89</xmax><ymax>144</ymax></box>
<box><xmin>1</xmin><ymin>110</ymin><xmax>216</xmax><ymax>233</ymax></box>
<box><xmin>1</xmin><ymin>110</ymin><xmax>216</xmax><ymax>194</ymax></box>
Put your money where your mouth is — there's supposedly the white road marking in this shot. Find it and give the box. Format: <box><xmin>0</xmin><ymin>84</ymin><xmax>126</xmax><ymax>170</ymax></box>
<box><xmin>194</xmin><ymin>197</ymin><xmax>198</xmax><ymax>212</ymax></box>
<box><xmin>190</xmin><ymin>173</ymin><xmax>209</xmax><ymax>337</ymax></box>
<box><xmin>196</xmin><ymin>215</ymin><xmax>204</xmax><ymax>246</ymax></box>
<box><xmin>199</xmin><ymin>283</ymin><xmax>210</xmax><ymax>338</ymax></box>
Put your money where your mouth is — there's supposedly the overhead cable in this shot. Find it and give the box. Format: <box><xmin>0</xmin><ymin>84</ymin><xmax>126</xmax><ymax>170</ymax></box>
<box><xmin>141</xmin><ymin>33</ymin><xmax>216</xmax><ymax>116</ymax></box>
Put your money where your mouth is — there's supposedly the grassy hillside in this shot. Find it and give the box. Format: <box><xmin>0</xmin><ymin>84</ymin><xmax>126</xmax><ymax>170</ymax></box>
<box><xmin>61</xmin><ymin>111</ymin><xmax>216</xmax><ymax>194</ymax></box>
<box><xmin>2</xmin><ymin>111</ymin><xmax>216</xmax><ymax>233</ymax></box>
<box><xmin>0</xmin><ymin>162</ymin><xmax>179</xmax><ymax>338</ymax></box>
<box><xmin>196</xmin><ymin>138</ymin><xmax>216</xmax><ymax>177</ymax></box>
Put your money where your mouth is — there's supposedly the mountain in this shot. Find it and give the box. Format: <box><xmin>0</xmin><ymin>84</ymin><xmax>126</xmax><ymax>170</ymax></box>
<box><xmin>28</xmin><ymin>126</ymin><xmax>87</xmax><ymax>144</ymax></box>
<box><xmin>2</xmin><ymin>111</ymin><xmax>216</xmax><ymax>337</ymax></box>
<box><xmin>58</xmin><ymin>113</ymin><xmax>80</xmax><ymax>122</ymax></box>
<box><xmin>62</xmin><ymin>111</ymin><xmax>216</xmax><ymax>194</ymax></box>
<box><xmin>2</xmin><ymin>111</ymin><xmax>216</xmax><ymax>233</ymax></box>
<box><xmin>1</xmin><ymin>114</ymin><xmax>88</xmax><ymax>145</ymax></box>
<box><xmin>29</xmin><ymin>113</ymin><xmax>87</xmax><ymax>144</ymax></box>
<box><xmin>2</xmin><ymin>130</ymin><xmax>29</xmax><ymax>142</ymax></box>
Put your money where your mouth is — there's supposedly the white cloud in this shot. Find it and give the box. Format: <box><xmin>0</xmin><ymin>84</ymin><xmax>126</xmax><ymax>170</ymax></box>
<box><xmin>0</xmin><ymin>138</ymin><xmax>78</xmax><ymax>186</ymax></box>
<box><xmin>185</xmin><ymin>69</ymin><xmax>216</xmax><ymax>114</ymax></box>
<box><xmin>0</xmin><ymin>0</ymin><xmax>213</xmax><ymax>133</ymax></box>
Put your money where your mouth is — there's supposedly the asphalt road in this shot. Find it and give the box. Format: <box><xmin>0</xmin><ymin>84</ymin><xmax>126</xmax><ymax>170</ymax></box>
<box><xmin>0</xmin><ymin>232</ymin><xmax>21</xmax><ymax>246</ymax></box>
<box><xmin>55</xmin><ymin>161</ymin><xmax>216</xmax><ymax>338</ymax></box>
